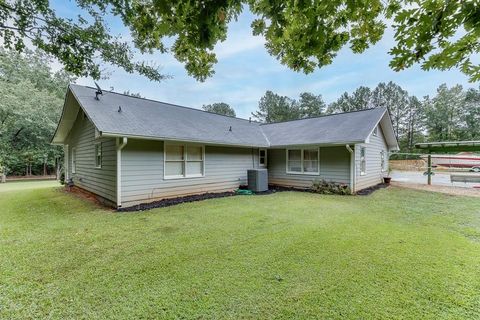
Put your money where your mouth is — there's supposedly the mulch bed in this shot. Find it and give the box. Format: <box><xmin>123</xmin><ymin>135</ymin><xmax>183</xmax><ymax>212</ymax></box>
<box><xmin>117</xmin><ymin>183</ymin><xmax>389</xmax><ymax>212</ymax></box>
<box><xmin>355</xmin><ymin>183</ymin><xmax>390</xmax><ymax>196</ymax></box>
<box><xmin>118</xmin><ymin>186</ymin><xmax>310</xmax><ymax>212</ymax></box>
<box><xmin>118</xmin><ymin>191</ymin><xmax>237</xmax><ymax>212</ymax></box>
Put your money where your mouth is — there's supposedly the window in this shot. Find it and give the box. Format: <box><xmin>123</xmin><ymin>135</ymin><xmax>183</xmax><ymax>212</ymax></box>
<box><xmin>164</xmin><ymin>144</ymin><xmax>204</xmax><ymax>179</ymax></box>
<box><xmin>303</xmin><ymin>149</ymin><xmax>319</xmax><ymax>173</ymax></box>
<box><xmin>360</xmin><ymin>147</ymin><xmax>366</xmax><ymax>175</ymax></box>
<box><xmin>71</xmin><ymin>147</ymin><xmax>77</xmax><ymax>173</ymax></box>
<box><xmin>94</xmin><ymin>143</ymin><xmax>102</xmax><ymax>168</ymax></box>
<box><xmin>286</xmin><ymin>148</ymin><xmax>319</xmax><ymax>174</ymax></box>
<box><xmin>259</xmin><ymin>149</ymin><xmax>267</xmax><ymax>167</ymax></box>
<box><xmin>381</xmin><ymin>150</ymin><xmax>386</xmax><ymax>172</ymax></box>
<box><xmin>373</xmin><ymin>126</ymin><xmax>378</xmax><ymax>136</ymax></box>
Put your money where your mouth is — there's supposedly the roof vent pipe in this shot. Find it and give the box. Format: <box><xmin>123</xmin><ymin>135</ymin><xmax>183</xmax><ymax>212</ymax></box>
<box><xmin>118</xmin><ymin>106</ymin><xmax>122</xmax><ymax>113</ymax></box>
<box><xmin>229</xmin><ymin>126</ymin><xmax>232</xmax><ymax>132</ymax></box>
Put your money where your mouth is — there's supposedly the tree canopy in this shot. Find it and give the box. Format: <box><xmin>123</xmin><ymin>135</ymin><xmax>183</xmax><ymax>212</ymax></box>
<box><xmin>202</xmin><ymin>103</ymin><xmax>236</xmax><ymax>117</ymax></box>
<box><xmin>1</xmin><ymin>1</ymin><xmax>479</xmax><ymax>82</ymax></box>
<box><xmin>0</xmin><ymin>49</ymin><xmax>73</xmax><ymax>175</ymax></box>
<box><xmin>252</xmin><ymin>91</ymin><xmax>326</xmax><ymax>123</ymax></box>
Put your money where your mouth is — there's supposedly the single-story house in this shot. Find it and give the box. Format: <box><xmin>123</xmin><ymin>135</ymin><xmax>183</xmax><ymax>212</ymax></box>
<box><xmin>52</xmin><ymin>84</ymin><xmax>399</xmax><ymax>208</ymax></box>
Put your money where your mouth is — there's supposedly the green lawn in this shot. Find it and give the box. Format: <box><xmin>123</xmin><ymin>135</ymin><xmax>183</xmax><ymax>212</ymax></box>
<box><xmin>0</xmin><ymin>180</ymin><xmax>58</xmax><ymax>193</ymax></box>
<box><xmin>1</xmin><ymin>182</ymin><xmax>480</xmax><ymax>319</ymax></box>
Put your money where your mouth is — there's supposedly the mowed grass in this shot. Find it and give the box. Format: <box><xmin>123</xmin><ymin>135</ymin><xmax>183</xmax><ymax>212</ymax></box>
<box><xmin>0</xmin><ymin>180</ymin><xmax>58</xmax><ymax>193</ymax></box>
<box><xmin>1</xmin><ymin>182</ymin><xmax>480</xmax><ymax>319</ymax></box>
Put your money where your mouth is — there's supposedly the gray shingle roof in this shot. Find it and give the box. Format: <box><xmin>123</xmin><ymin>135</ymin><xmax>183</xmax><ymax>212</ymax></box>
<box><xmin>54</xmin><ymin>84</ymin><xmax>396</xmax><ymax>149</ymax></box>
<box><xmin>261</xmin><ymin>108</ymin><xmax>388</xmax><ymax>147</ymax></box>
<box><xmin>69</xmin><ymin>84</ymin><xmax>269</xmax><ymax>147</ymax></box>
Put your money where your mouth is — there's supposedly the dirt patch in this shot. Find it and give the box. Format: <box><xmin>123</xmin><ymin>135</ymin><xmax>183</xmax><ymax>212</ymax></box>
<box><xmin>392</xmin><ymin>181</ymin><xmax>480</xmax><ymax>198</ymax></box>
<box><xmin>63</xmin><ymin>186</ymin><xmax>116</xmax><ymax>209</ymax></box>
<box><xmin>356</xmin><ymin>183</ymin><xmax>390</xmax><ymax>196</ymax></box>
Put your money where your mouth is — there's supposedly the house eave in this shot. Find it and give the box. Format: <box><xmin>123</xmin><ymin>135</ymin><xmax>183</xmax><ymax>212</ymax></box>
<box><xmin>99</xmin><ymin>132</ymin><xmax>270</xmax><ymax>148</ymax></box>
<box><xmin>268</xmin><ymin>140</ymin><xmax>365</xmax><ymax>149</ymax></box>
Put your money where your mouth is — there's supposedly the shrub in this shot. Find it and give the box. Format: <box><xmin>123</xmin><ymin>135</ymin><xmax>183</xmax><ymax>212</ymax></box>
<box><xmin>59</xmin><ymin>171</ymin><xmax>65</xmax><ymax>185</ymax></box>
<box><xmin>311</xmin><ymin>179</ymin><xmax>351</xmax><ymax>195</ymax></box>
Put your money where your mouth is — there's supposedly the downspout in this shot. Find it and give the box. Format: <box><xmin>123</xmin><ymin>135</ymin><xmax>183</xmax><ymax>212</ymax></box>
<box><xmin>346</xmin><ymin>144</ymin><xmax>355</xmax><ymax>194</ymax></box>
<box><xmin>116</xmin><ymin>137</ymin><xmax>128</xmax><ymax>208</ymax></box>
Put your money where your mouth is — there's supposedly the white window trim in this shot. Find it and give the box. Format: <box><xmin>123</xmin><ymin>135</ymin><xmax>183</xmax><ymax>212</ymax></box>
<box><xmin>373</xmin><ymin>126</ymin><xmax>378</xmax><ymax>136</ymax></box>
<box><xmin>360</xmin><ymin>147</ymin><xmax>366</xmax><ymax>176</ymax></box>
<box><xmin>259</xmin><ymin>149</ymin><xmax>267</xmax><ymax>167</ymax></box>
<box><xmin>285</xmin><ymin>148</ymin><xmax>320</xmax><ymax>175</ymax></box>
<box><xmin>71</xmin><ymin>147</ymin><xmax>77</xmax><ymax>174</ymax></box>
<box><xmin>94</xmin><ymin>142</ymin><xmax>102</xmax><ymax>169</ymax></box>
<box><xmin>163</xmin><ymin>142</ymin><xmax>205</xmax><ymax>180</ymax></box>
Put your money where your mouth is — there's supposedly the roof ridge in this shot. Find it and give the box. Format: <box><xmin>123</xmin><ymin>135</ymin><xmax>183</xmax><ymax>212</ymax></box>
<box><xmin>72</xmin><ymin>83</ymin><xmax>260</xmax><ymax>124</ymax></box>
<box><xmin>259</xmin><ymin>107</ymin><xmax>386</xmax><ymax>126</ymax></box>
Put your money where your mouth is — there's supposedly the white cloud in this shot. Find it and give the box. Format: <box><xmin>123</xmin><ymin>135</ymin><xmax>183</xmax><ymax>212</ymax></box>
<box><xmin>215</xmin><ymin>34</ymin><xmax>265</xmax><ymax>60</ymax></box>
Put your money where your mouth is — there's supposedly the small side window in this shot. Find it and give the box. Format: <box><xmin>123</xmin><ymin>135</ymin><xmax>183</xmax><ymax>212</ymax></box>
<box><xmin>259</xmin><ymin>149</ymin><xmax>267</xmax><ymax>167</ymax></box>
<box><xmin>95</xmin><ymin>143</ymin><xmax>102</xmax><ymax>168</ymax></box>
<box><xmin>360</xmin><ymin>147</ymin><xmax>366</xmax><ymax>176</ymax></box>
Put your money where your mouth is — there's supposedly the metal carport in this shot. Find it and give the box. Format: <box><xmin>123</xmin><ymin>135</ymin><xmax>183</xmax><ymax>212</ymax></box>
<box><xmin>415</xmin><ymin>141</ymin><xmax>480</xmax><ymax>185</ymax></box>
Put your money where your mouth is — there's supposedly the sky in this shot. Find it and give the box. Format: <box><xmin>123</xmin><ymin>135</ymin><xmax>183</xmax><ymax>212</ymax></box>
<box><xmin>53</xmin><ymin>1</ymin><xmax>477</xmax><ymax>119</ymax></box>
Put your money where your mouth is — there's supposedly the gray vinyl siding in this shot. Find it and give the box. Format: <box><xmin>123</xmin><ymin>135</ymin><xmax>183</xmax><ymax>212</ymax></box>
<box><xmin>121</xmin><ymin>139</ymin><xmax>258</xmax><ymax>207</ymax></box>
<box><xmin>355</xmin><ymin>125</ymin><xmax>389</xmax><ymax>190</ymax></box>
<box><xmin>65</xmin><ymin>109</ymin><xmax>117</xmax><ymax>203</ymax></box>
<box><xmin>268</xmin><ymin>146</ymin><xmax>351</xmax><ymax>189</ymax></box>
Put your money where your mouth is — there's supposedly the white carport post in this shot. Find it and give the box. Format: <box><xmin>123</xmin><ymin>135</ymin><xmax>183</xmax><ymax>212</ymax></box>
<box><xmin>116</xmin><ymin>137</ymin><xmax>128</xmax><ymax>208</ymax></box>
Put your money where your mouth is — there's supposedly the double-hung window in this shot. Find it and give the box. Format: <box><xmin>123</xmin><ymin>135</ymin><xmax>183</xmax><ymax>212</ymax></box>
<box><xmin>71</xmin><ymin>147</ymin><xmax>77</xmax><ymax>173</ymax></box>
<box><xmin>286</xmin><ymin>148</ymin><xmax>319</xmax><ymax>174</ymax></box>
<box><xmin>164</xmin><ymin>144</ymin><xmax>204</xmax><ymax>179</ymax></box>
<box><xmin>360</xmin><ymin>147</ymin><xmax>366</xmax><ymax>175</ymax></box>
<box><xmin>94</xmin><ymin>143</ymin><xmax>102</xmax><ymax>168</ymax></box>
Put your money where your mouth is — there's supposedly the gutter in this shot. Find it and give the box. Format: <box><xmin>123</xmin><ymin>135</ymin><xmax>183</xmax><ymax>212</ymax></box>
<box><xmin>116</xmin><ymin>137</ymin><xmax>128</xmax><ymax>208</ymax></box>
<box><xmin>101</xmin><ymin>132</ymin><xmax>269</xmax><ymax>149</ymax></box>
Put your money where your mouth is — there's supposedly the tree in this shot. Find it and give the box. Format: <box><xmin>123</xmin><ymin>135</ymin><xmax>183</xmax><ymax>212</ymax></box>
<box><xmin>297</xmin><ymin>92</ymin><xmax>326</xmax><ymax>118</ymax></box>
<box><xmin>0</xmin><ymin>49</ymin><xmax>70</xmax><ymax>175</ymax></box>
<box><xmin>0</xmin><ymin>0</ymin><xmax>167</xmax><ymax>82</ymax></box>
<box><xmin>372</xmin><ymin>82</ymin><xmax>409</xmax><ymax>141</ymax></box>
<box><xmin>389</xmin><ymin>1</ymin><xmax>480</xmax><ymax>82</ymax></box>
<box><xmin>461</xmin><ymin>87</ymin><xmax>480</xmax><ymax>140</ymax></box>
<box><xmin>252</xmin><ymin>91</ymin><xmax>299</xmax><ymax>123</ymax></box>
<box><xmin>1</xmin><ymin>1</ymin><xmax>479</xmax><ymax>82</ymax></box>
<box><xmin>202</xmin><ymin>103</ymin><xmax>236</xmax><ymax>117</ymax></box>
<box><xmin>327</xmin><ymin>86</ymin><xmax>373</xmax><ymax>113</ymax></box>
<box><xmin>403</xmin><ymin>96</ymin><xmax>425</xmax><ymax>151</ymax></box>
<box><xmin>424</xmin><ymin>84</ymin><xmax>465</xmax><ymax>142</ymax></box>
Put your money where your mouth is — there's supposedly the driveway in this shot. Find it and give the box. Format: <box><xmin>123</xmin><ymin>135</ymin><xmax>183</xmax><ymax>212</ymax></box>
<box><xmin>391</xmin><ymin>170</ymin><xmax>480</xmax><ymax>188</ymax></box>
